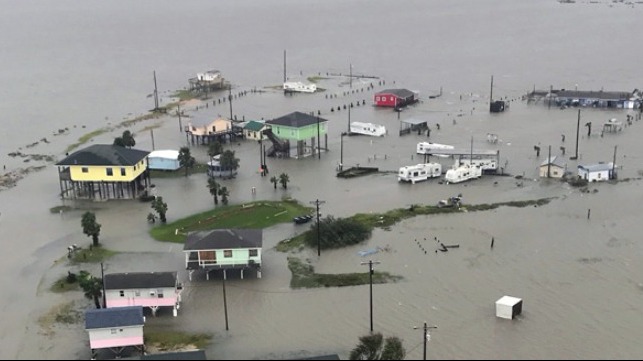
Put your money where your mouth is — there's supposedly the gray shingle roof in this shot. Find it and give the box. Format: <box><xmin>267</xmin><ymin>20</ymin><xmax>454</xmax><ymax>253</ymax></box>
<box><xmin>104</xmin><ymin>272</ymin><xmax>177</xmax><ymax>290</ymax></box>
<box><xmin>540</xmin><ymin>156</ymin><xmax>565</xmax><ymax>168</ymax></box>
<box><xmin>266</xmin><ymin>112</ymin><xmax>328</xmax><ymax>128</ymax></box>
<box><xmin>184</xmin><ymin>229</ymin><xmax>262</xmax><ymax>251</ymax></box>
<box><xmin>578</xmin><ymin>163</ymin><xmax>614</xmax><ymax>172</ymax></box>
<box><xmin>85</xmin><ymin>306</ymin><xmax>144</xmax><ymax>330</ymax></box>
<box><xmin>376</xmin><ymin>88</ymin><xmax>415</xmax><ymax>99</ymax></box>
<box><xmin>56</xmin><ymin>144</ymin><xmax>149</xmax><ymax>166</ymax></box>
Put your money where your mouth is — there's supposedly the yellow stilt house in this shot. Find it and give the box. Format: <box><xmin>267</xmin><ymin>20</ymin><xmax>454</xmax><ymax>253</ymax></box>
<box><xmin>56</xmin><ymin>144</ymin><xmax>150</xmax><ymax>200</ymax></box>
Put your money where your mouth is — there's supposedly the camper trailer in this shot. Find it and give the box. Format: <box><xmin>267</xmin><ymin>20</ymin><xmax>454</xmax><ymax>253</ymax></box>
<box><xmin>445</xmin><ymin>164</ymin><xmax>482</xmax><ymax>184</ymax></box>
<box><xmin>350</xmin><ymin>122</ymin><xmax>386</xmax><ymax>137</ymax></box>
<box><xmin>456</xmin><ymin>158</ymin><xmax>498</xmax><ymax>172</ymax></box>
<box><xmin>416</xmin><ymin>142</ymin><xmax>455</xmax><ymax>154</ymax></box>
<box><xmin>398</xmin><ymin>163</ymin><xmax>442</xmax><ymax>184</ymax></box>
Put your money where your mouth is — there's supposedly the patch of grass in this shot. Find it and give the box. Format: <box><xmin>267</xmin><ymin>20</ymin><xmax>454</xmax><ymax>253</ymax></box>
<box><xmin>287</xmin><ymin>257</ymin><xmax>402</xmax><ymax>289</ymax></box>
<box><xmin>65</xmin><ymin>128</ymin><xmax>110</xmax><ymax>153</ymax></box>
<box><xmin>307</xmin><ymin>76</ymin><xmax>329</xmax><ymax>83</ymax></box>
<box><xmin>50</xmin><ymin>205</ymin><xmax>73</xmax><ymax>214</ymax></box>
<box><xmin>171</xmin><ymin>89</ymin><xmax>199</xmax><ymax>102</ymax></box>
<box><xmin>144</xmin><ymin>330</ymin><xmax>212</xmax><ymax>351</ymax></box>
<box><xmin>149</xmin><ymin>163</ymin><xmax>208</xmax><ymax>179</ymax></box>
<box><xmin>69</xmin><ymin>245</ymin><xmax>117</xmax><ymax>264</ymax></box>
<box><xmin>39</xmin><ymin>301</ymin><xmax>83</xmax><ymax>335</ymax></box>
<box><xmin>50</xmin><ymin>274</ymin><xmax>80</xmax><ymax>293</ymax></box>
<box><xmin>150</xmin><ymin>200</ymin><xmax>314</xmax><ymax>243</ymax></box>
<box><xmin>275</xmin><ymin>233</ymin><xmax>307</xmax><ymax>253</ymax></box>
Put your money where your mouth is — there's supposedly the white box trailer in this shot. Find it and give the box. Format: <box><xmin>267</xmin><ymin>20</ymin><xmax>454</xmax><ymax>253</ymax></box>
<box><xmin>495</xmin><ymin>296</ymin><xmax>523</xmax><ymax>319</ymax></box>
<box><xmin>444</xmin><ymin>164</ymin><xmax>482</xmax><ymax>184</ymax></box>
<box><xmin>398</xmin><ymin>163</ymin><xmax>442</xmax><ymax>184</ymax></box>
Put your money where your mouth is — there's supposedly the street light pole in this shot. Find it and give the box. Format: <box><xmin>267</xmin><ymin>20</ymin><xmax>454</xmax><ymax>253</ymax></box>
<box><xmin>309</xmin><ymin>199</ymin><xmax>326</xmax><ymax>256</ymax></box>
<box><xmin>222</xmin><ymin>269</ymin><xmax>229</xmax><ymax>331</ymax></box>
<box><xmin>360</xmin><ymin>260</ymin><xmax>381</xmax><ymax>332</ymax></box>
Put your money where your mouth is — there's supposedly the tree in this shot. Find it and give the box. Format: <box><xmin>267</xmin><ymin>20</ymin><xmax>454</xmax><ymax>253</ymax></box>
<box><xmin>113</xmin><ymin>130</ymin><xmax>136</xmax><ymax>148</ymax></box>
<box><xmin>219</xmin><ymin>149</ymin><xmax>240</xmax><ymax>178</ymax></box>
<box><xmin>207</xmin><ymin>177</ymin><xmax>220</xmax><ymax>205</ymax></box>
<box><xmin>218</xmin><ymin>186</ymin><xmax>229</xmax><ymax>205</ymax></box>
<box><xmin>270</xmin><ymin>175</ymin><xmax>278</xmax><ymax>189</ymax></box>
<box><xmin>78</xmin><ymin>270</ymin><xmax>103</xmax><ymax>309</ymax></box>
<box><xmin>279</xmin><ymin>172</ymin><xmax>290</xmax><ymax>189</ymax></box>
<box><xmin>304</xmin><ymin>215</ymin><xmax>371</xmax><ymax>249</ymax></box>
<box><xmin>349</xmin><ymin>333</ymin><xmax>406</xmax><ymax>360</ymax></box>
<box><xmin>178</xmin><ymin>146</ymin><xmax>196</xmax><ymax>177</ymax></box>
<box><xmin>81</xmin><ymin>211</ymin><xmax>101</xmax><ymax>247</ymax></box>
<box><xmin>208</xmin><ymin>141</ymin><xmax>223</xmax><ymax>160</ymax></box>
<box><xmin>151</xmin><ymin>196</ymin><xmax>168</xmax><ymax>223</ymax></box>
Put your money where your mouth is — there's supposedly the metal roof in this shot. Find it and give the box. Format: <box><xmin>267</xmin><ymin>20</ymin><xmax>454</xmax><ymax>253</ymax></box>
<box><xmin>578</xmin><ymin>163</ymin><xmax>614</xmax><ymax>172</ymax></box>
<box><xmin>85</xmin><ymin>306</ymin><xmax>144</xmax><ymax>330</ymax></box>
<box><xmin>148</xmin><ymin>150</ymin><xmax>179</xmax><ymax>160</ymax></box>
<box><xmin>104</xmin><ymin>272</ymin><xmax>177</xmax><ymax>290</ymax></box>
<box><xmin>243</xmin><ymin>120</ymin><xmax>267</xmax><ymax>131</ymax></box>
<box><xmin>540</xmin><ymin>156</ymin><xmax>566</xmax><ymax>168</ymax></box>
<box><xmin>400</xmin><ymin>117</ymin><xmax>428</xmax><ymax>125</ymax></box>
<box><xmin>376</xmin><ymin>88</ymin><xmax>415</xmax><ymax>98</ymax></box>
<box><xmin>555</xmin><ymin>90</ymin><xmax>632</xmax><ymax>101</ymax></box>
<box><xmin>184</xmin><ymin>229</ymin><xmax>262</xmax><ymax>251</ymax></box>
<box><xmin>266</xmin><ymin>112</ymin><xmax>328</xmax><ymax>128</ymax></box>
<box><xmin>56</xmin><ymin>144</ymin><xmax>149</xmax><ymax>166</ymax></box>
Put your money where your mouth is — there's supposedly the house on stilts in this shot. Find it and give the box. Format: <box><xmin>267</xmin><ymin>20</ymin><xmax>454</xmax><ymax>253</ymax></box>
<box><xmin>185</xmin><ymin>117</ymin><xmax>242</xmax><ymax>145</ymax></box>
<box><xmin>55</xmin><ymin>144</ymin><xmax>150</xmax><ymax>200</ymax></box>
<box><xmin>264</xmin><ymin>111</ymin><xmax>328</xmax><ymax>158</ymax></box>
<box><xmin>85</xmin><ymin>306</ymin><xmax>145</xmax><ymax>359</ymax></box>
<box><xmin>103</xmin><ymin>271</ymin><xmax>183</xmax><ymax>317</ymax></box>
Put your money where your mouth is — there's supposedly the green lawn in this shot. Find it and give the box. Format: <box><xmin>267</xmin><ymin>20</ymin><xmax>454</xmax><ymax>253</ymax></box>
<box><xmin>150</xmin><ymin>200</ymin><xmax>313</xmax><ymax>243</ymax></box>
<box><xmin>287</xmin><ymin>257</ymin><xmax>402</xmax><ymax>288</ymax></box>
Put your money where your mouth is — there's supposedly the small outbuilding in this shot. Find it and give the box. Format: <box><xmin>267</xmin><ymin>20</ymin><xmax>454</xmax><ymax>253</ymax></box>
<box><xmin>147</xmin><ymin>150</ymin><xmax>180</xmax><ymax>171</ymax></box>
<box><xmin>243</xmin><ymin>120</ymin><xmax>269</xmax><ymax>141</ymax></box>
<box><xmin>85</xmin><ymin>306</ymin><xmax>145</xmax><ymax>358</ymax></box>
<box><xmin>495</xmin><ymin>296</ymin><xmax>523</xmax><ymax>320</ymax></box>
<box><xmin>577</xmin><ymin>162</ymin><xmax>615</xmax><ymax>182</ymax></box>
<box><xmin>539</xmin><ymin>156</ymin><xmax>566</xmax><ymax>178</ymax></box>
<box><xmin>374</xmin><ymin>89</ymin><xmax>418</xmax><ymax>108</ymax></box>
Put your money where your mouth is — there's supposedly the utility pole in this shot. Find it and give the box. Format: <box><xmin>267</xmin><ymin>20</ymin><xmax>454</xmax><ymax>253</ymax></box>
<box><xmin>489</xmin><ymin>75</ymin><xmax>494</xmax><ymax>111</ymax></box>
<box><xmin>612</xmin><ymin>145</ymin><xmax>617</xmax><ymax>180</ymax></box>
<box><xmin>414</xmin><ymin>322</ymin><xmax>437</xmax><ymax>360</ymax></box>
<box><xmin>153</xmin><ymin>70</ymin><xmax>160</xmax><ymax>111</ymax></box>
<box><xmin>340</xmin><ymin>133</ymin><xmax>344</xmax><ymax>171</ymax></box>
<box><xmin>317</xmin><ymin>116</ymin><xmax>321</xmax><ymax>160</ymax></box>
<box><xmin>100</xmin><ymin>262</ymin><xmax>106</xmax><ymax>308</ymax></box>
<box><xmin>283</xmin><ymin>49</ymin><xmax>287</xmax><ymax>84</ymax></box>
<box><xmin>309</xmin><ymin>199</ymin><xmax>326</xmax><ymax>256</ymax></box>
<box><xmin>350</xmin><ymin>63</ymin><xmax>353</xmax><ymax>89</ymax></box>
<box><xmin>228</xmin><ymin>84</ymin><xmax>233</xmax><ymax>120</ymax></box>
<box><xmin>150</xmin><ymin>129</ymin><xmax>155</xmax><ymax>150</ymax></box>
<box><xmin>547</xmin><ymin>145</ymin><xmax>551</xmax><ymax>177</ymax></box>
<box><xmin>177</xmin><ymin>102</ymin><xmax>182</xmax><ymax>132</ymax></box>
<box><xmin>360</xmin><ymin>260</ymin><xmax>380</xmax><ymax>332</ymax></box>
<box><xmin>571</xmin><ymin>109</ymin><xmax>580</xmax><ymax>160</ymax></box>
<box><xmin>222</xmin><ymin>269</ymin><xmax>229</xmax><ymax>331</ymax></box>
<box><xmin>348</xmin><ymin>104</ymin><xmax>351</xmax><ymax>134</ymax></box>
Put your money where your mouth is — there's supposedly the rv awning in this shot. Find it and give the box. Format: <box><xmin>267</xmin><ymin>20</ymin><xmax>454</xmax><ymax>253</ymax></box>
<box><xmin>400</xmin><ymin>118</ymin><xmax>427</xmax><ymax>125</ymax></box>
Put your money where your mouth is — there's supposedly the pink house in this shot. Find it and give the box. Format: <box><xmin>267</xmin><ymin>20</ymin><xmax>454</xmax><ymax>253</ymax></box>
<box><xmin>104</xmin><ymin>272</ymin><xmax>182</xmax><ymax>317</ymax></box>
<box><xmin>85</xmin><ymin>306</ymin><xmax>145</xmax><ymax>359</ymax></box>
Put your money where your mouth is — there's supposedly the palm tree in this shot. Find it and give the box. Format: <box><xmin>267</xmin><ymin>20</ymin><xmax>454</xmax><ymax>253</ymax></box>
<box><xmin>81</xmin><ymin>211</ymin><xmax>101</xmax><ymax>247</ymax></box>
<box><xmin>270</xmin><ymin>175</ymin><xmax>278</xmax><ymax>189</ymax></box>
<box><xmin>79</xmin><ymin>270</ymin><xmax>103</xmax><ymax>309</ymax></box>
<box><xmin>279</xmin><ymin>172</ymin><xmax>290</xmax><ymax>189</ymax></box>
<box><xmin>218</xmin><ymin>186</ymin><xmax>230</xmax><ymax>205</ymax></box>
<box><xmin>151</xmin><ymin>196</ymin><xmax>168</xmax><ymax>223</ymax></box>
<box><xmin>349</xmin><ymin>333</ymin><xmax>406</xmax><ymax>360</ymax></box>
<box><xmin>207</xmin><ymin>177</ymin><xmax>220</xmax><ymax>205</ymax></box>
<box><xmin>219</xmin><ymin>150</ymin><xmax>240</xmax><ymax>178</ymax></box>
<box><xmin>178</xmin><ymin>146</ymin><xmax>196</xmax><ymax>177</ymax></box>
<box><xmin>113</xmin><ymin>130</ymin><xmax>136</xmax><ymax>148</ymax></box>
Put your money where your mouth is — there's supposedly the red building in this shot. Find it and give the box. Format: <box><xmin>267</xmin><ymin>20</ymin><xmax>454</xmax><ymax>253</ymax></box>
<box><xmin>373</xmin><ymin>89</ymin><xmax>418</xmax><ymax>108</ymax></box>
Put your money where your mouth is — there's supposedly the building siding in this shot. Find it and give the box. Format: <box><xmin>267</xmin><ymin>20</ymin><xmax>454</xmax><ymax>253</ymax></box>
<box><xmin>189</xmin><ymin>248</ymin><xmax>261</xmax><ymax>268</ymax></box>
<box><xmin>105</xmin><ymin>287</ymin><xmax>179</xmax><ymax>308</ymax></box>
<box><xmin>88</xmin><ymin>326</ymin><xmax>143</xmax><ymax>349</ymax></box>
<box><xmin>271</xmin><ymin>124</ymin><xmax>326</xmax><ymax>141</ymax></box>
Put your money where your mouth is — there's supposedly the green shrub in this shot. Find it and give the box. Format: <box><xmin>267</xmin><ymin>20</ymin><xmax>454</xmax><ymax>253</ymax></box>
<box><xmin>304</xmin><ymin>216</ymin><xmax>371</xmax><ymax>249</ymax></box>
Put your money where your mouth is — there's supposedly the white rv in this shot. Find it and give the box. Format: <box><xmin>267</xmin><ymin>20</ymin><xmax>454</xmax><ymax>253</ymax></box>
<box><xmin>350</xmin><ymin>122</ymin><xmax>386</xmax><ymax>137</ymax></box>
<box><xmin>398</xmin><ymin>163</ymin><xmax>442</xmax><ymax>184</ymax></box>
<box><xmin>283</xmin><ymin>81</ymin><xmax>317</xmax><ymax>93</ymax></box>
<box><xmin>456</xmin><ymin>158</ymin><xmax>498</xmax><ymax>172</ymax></box>
<box><xmin>416</xmin><ymin>142</ymin><xmax>455</xmax><ymax>154</ymax></box>
<box><xmin>445</xmin><ymin>164</ymin><xmax>482</xmax><ymax>184</ymax></box>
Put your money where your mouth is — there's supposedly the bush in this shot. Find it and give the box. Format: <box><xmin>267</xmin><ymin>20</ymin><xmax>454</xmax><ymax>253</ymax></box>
<box><xmin>66</xmin><ymin>271</ymin><xmax>77</xmax><ymax>284</ymax></box>
<box><xmin>304</xmin><ymin>216</ymin><xmax>371</xmax><ymax>249</ymax></box>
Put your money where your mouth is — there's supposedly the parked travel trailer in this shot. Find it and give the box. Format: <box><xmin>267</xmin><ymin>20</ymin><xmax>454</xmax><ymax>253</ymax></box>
<box><xmin>283</xmin><ymin>81</ymin><xmax>317</xmax><ymax>93</ymax></box>
<box><xmin>398</xmin><ymin>163</ymin><xmax>442</xmax><ymax>184</ymax></box>
<box><xmin>350</xmin><ymin>122</ymin><xmax>386</xmax><ymax>137</ymax></box>
<box><xmin>455</xmin><ymin>158</ymin><xmax>498</xmax><ymax>172</ymax></box>
<box><xmin>416</xmin><ymin>142</ymin><xmax>455</xmax><ymax>154</ymax></box>
<box><xmin>445</xmin><ymin>164</ymin><xmax>482</xmax><ymax>184</ymax></box>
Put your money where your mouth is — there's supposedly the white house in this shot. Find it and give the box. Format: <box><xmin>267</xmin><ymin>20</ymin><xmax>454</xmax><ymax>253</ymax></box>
<box><xmin>103</xmin><ymin>272</ymin><xmax>182</xmax><ymax>317</ymax></box>
<box><xmin>578</xmin><ymin>162</ymin><xmax>614</xmax><ymax>182</ymax></box>
<box><xmin>184</xmin><ymin>229</ymin><xmax>262</xmax><ymax>280</ymax></box>
<box><xmin>539</xmin><ymin>156</ymin><xmax>566</xmax><ymax>178</ymax></box>
<box><xmin>196</xmin><ymin>70</ymin><xmax>221</xmax><ymax>82</ymax></box>
<box><xmin>147</xmin><ymin>150</ymin><xmax>180</xmax><ymax>171</ymax></box>
<box><xmin>243</xmin><ymin>120</ymin><xmax>269</xmax><ymax>141</ymax></box>
<box><xmin>85</xmin><ymin>306</ymin><xmax>145</xmax><ymax>358</ymax></box>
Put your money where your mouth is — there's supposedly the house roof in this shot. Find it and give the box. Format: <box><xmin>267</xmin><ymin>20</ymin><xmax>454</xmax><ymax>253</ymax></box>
<box><xmin>188</xmin><ymin>116</ymin><xmax>231</xmax><ymax>127</ymax></box>
<box><xmin>540</xmin><ymin>156</ymin><xmax>565</xmax><ymax>168</ymax></box>
<box><xmin>266</xmin><ymin>112</ymin><xmax>328</xmax><ymax>128</ymax></box>
<box><xmin>555</xmin><ymin>90</ymin><xmax>632</xmax><ymax>101</ymax></box>
<box><xmin>376</xmin><ymin>88</ymin><xmax>415</xmax><ymax>98</ymax></box>
<box><xmin>244</xmin><ymin>120</ymin><xmax>267</xmax><ymax>131</ymax></box>
<box><xmin>578</xmin><ymin>163</ymin><xmax>614</xmax><ymax>172</ymax></box>
<box><xmin>184</xmin><ymin>229</ymin><xmax>262</xmax><ymax>251</ymax></box>
<box><xmin>104</xmin><ymin>272</ymin><xmax>177</xmax><ymax>290</ymax></box>
<box><xmin>85</xmin><ymin>306</ymin><xmax>144</xmax><ymax>330</ymax></box>
<box><xmin>56</xmin><ymin>144</ymin><xmax>149</xmax><ymax>166</ymax></box>
<box><xmin>400</xmin><ymin>117</ymin><xmax>427</xmax><ymax>125</ymax></box>
<box><xmin>148</xmin><ymin>150</ymin><xmax>179</xmax><ymax>160</ymax></box>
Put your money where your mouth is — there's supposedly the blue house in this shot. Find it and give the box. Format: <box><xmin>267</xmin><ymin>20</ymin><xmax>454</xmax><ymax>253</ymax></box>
<box><xmin>148</xmin><ymin>150</ymin><xmax>180</xmax><ymax>171</ymax></box>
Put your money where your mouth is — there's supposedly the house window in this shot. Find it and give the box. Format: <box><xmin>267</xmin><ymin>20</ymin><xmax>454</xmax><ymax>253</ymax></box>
<box><xmin>135</xmin><ymin>290</ymin><xmax>140</xmax><ymax>297</ymax></box>
<box><xmin>81</xmin><ymin>167</ymin><xmax>89</xmax><ymax>173</ymax></box>
<box><xmin>119</xmin><ymin>290</ymin><xmax>125</xmax><ymax>297</ymax></box>
<box><xmin>212</xmin><ymin>126</ymin><xmax>216</xmax><ymax>133</ymax></box>
<box><xmin>249</xmin><ymin>249</ymin><xmax>258</xmax><ymax>257</ymax></box>
<box><xmin>157</xmin><ymin>289</ymin><xmax>164</xmax><ymax>298</ymax></box>
<box><xmin>120</xmin><ymin>168</ymin><xmax>126</xmax><ymax>176</ymax></box>
<box><xmin>376</xmin><ymin>96</ymin><xmax>380</xmax><ymax>101</ymax></box>
<box><xmin>224</xmin><ymin>250</ymin><xmax>233</xmax><ymax>258</ymax></box>
<box><xmin>106</xmin><ymin>168</ymin><xmax>113</xmax><ymax>176</ymax></box>
<box><xmin>111</xmin><ymin>329</ymin><xmax>117</xmax><ymax>334</ymax></box>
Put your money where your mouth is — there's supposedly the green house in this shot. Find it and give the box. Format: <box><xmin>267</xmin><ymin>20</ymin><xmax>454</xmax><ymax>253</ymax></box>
<box><xmin>265</xmin><ymin>112</ymin><xmax>328</xmax><ymax>158</ymax></box>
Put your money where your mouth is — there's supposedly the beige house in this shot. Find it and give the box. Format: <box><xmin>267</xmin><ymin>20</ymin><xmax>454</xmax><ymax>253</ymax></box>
<box><xmin>539</xmin><ymin>156</ymin><xmax>566</xmax><ymax>178</ymax></box>
<box><xmin>186</xmin><ymin>117</ymin><xmax>232</xmax><ymax>137</ymax></box>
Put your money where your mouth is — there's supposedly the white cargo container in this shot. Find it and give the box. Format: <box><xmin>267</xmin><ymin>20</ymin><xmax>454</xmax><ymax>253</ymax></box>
<box><xmin>495</xmin><ymin>296</ymin><xmax>523</xmax><ymax>319</ymax></box>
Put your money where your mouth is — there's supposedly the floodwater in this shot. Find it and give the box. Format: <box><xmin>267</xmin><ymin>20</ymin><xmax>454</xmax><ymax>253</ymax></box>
<box><xmin>2</xmin><ymin>0</ymin><xmax>643</xmax><ymax>359</ymax></box>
